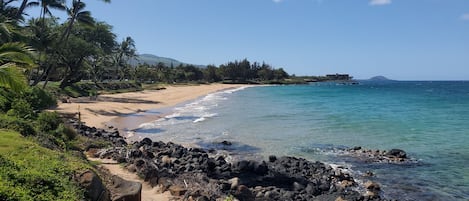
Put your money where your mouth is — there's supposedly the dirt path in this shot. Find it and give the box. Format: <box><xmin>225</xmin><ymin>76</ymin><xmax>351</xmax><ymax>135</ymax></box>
<box><xmin>90</xmin><ymin>158</ymin><xmax>174</xmax><ymax>201</ymax></box>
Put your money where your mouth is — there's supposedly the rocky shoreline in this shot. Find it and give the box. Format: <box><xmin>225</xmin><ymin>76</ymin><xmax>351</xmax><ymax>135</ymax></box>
<box><xmin>71</xmin><ymin>119</ymin><xmax>405</xmax><ymax>201</ymax></box>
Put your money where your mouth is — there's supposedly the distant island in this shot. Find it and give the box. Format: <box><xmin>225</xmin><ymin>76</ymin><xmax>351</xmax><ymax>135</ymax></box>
<box><xmin>368</xmin><ymin>76</ymin><xmax>393</xmax><ymax>81</ymax></box>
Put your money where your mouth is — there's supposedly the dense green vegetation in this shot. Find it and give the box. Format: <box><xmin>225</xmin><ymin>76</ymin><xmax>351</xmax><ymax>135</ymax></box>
<box><xmin>0</xmin><ymin>82</ymin><xmax>98</xmax><ymax>200</ymax></box>
<box><xmin>133</xmin><ymin>58</ymin><xmax>290</xmax><ymax>84</ymax></box>
<box><xmin>0</xmin><ymin>130</ymin><xmax>89</xmax><ymax>201</ymax></box>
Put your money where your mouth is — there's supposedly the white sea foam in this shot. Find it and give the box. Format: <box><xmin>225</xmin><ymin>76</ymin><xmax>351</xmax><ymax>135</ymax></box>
<box><xmin>193</xmin><ymin>113</ymin><xmax>218</xmax><ymax>123</ymax></box>
<box><xmin>136</xmin><ymin>86</ymin><xmax>249</xmax><ymax>134</ymax></box>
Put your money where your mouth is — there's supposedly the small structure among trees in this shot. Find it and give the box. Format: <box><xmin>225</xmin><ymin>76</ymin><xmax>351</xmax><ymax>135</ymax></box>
<box><xmin>326</xmin><ymin>74</ymin><xmax>352</xmax><ymax>80</ymax></box>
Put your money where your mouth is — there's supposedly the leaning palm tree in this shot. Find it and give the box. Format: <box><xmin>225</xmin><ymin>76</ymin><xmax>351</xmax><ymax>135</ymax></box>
<box><xmin>15</xmin><ymin>0</ymin><xmax>40</xmax><ymax>20</ymax></box>
<box><xmin>60</xmin><ymin>0</ymin><xmax>94</xmax><ymax>42</ymax></box>
<box><xmin>61</xmin><ymin>0</ymin><xmax>110</xmax><ymax>42</ymax></box>
<box><xmin>39</xmin><ymin>0</ymin><xmax>66</xmax><ymax>20</ymax></box>
<box><xmin>0</xmin><ymin>42</ymin><xmax>35</xmax><ymax>92</ymax></box>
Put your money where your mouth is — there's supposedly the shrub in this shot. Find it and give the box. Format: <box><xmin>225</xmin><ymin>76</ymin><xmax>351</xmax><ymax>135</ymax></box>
<box><xmin>0</xmin><ymin>96</ymin><xmax>9</xmax><ymax>113</ymax></box>
<box><xmin>22</xmin><ymin>87</ymin><xmax>57</xmax><ymax>110</ymax></box>
<box><xmin>0</xmin><ymin>114</ymin><xmax>36</xmax><ymax>136</ymax></box>
<box><xmin>7</xmin><ymin>99</ymin><xmax>35</xmax><ymax>119</ymax></box>
<box><xmin>36</xmin><ymin>112</ymin><xmax>62</xmax><ymax>133</ymax></box>
<box><xmin>56</xmin><ymin>124</ymin><xmax>77</xmax><ymax>141</ymax></box>
<box><xmin>0</xmin><ymin>88</ymin><xmax>14</xmax><ymax>112</ymax></box>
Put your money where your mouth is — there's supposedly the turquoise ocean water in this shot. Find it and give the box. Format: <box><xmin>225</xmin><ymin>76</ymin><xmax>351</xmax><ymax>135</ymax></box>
<box><xmin>133</xmin><ymin>81</ymin><xmax>469</xmax><ymax>200</ymax></box>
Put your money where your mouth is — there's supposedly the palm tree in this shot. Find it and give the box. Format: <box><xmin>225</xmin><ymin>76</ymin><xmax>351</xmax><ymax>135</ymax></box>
<box><xmin>61</xmin><ymin>0</ymin><xmax>110</xmax><ymax>42</ymax></box>
<box><xmin>0</xmin><ymin>0</ymin><xmax>19</xmax><ymax>19</ymax></box>
<box><xmin>39</xmin><ymin>0</ymin><xmax>66</xmax><ymax>23</ymax></box>
<box><xmin>0</xmin><ymin>16</ymin><xmax>34</xmax><ymax>91</ymax></box>
<box><xmin>26</xmin><ymin>17</ymin><xmax>60</xmax><ymax>86</ymax></box>
<box><xmin>15</xmin><ymin>0</ymin><xmax>40</xmax><ymax>20</ymax></box>
<box><xmin>113</xmin><ymin>36</ymin><xmax>136</xmax><ymax>80</ymax></box>
<box><xmin>0</xmin><ymin>42</ymin><xmax>35</xmax><ymax>92</ymax></box>
<box><xmin>61</xmin><ymin>0</ymin><xmax>93</xmax><ymax>42</ymax></box>
<box><xmin>0</xmin><ymin>16</ymin><xmax>14</xmax><ymax>43</ymax></box>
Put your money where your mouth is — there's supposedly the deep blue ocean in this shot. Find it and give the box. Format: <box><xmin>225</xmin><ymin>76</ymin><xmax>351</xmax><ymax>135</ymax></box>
<box><xmin>133</xmin><ymin>81</ymin><xmax>469</xmax><ymax>201</ymax></box>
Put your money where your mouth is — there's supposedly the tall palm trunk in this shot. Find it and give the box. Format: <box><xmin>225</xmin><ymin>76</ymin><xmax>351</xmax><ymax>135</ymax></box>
<box><xmin>15</xmin><ymin>0</ymin><xmax>29</xmax><ymax>19</ymax></box>
<box><xmin>60</xmin><ymin>0</ymin><xmax>80</xmax><ymax>43</ymax></box>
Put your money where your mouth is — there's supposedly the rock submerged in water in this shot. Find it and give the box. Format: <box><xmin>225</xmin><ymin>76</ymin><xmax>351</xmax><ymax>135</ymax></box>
<box><xmin>386</xmin><ymin>149</ymin><xmax>407</xmax><ymax>159</ymax></box>
<box><xmin>346</xmin><ymin>146</ymin><xmax>412</xmax><ymax>163</ymax></box>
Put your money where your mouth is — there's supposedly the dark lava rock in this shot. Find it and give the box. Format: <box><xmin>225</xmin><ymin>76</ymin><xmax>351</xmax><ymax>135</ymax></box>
<box><xmin>386</xmin><ymin>149</ymin><xmax>407</xmax><ymax>159</ymax></box>
<box><xmin>71</xmin><ymin>120</ymin><xmax>390</xmax><ymax>201</ymax></box>
<box><xmin>269</xmin><ymin>155</ymin><xmax>277</xmax><ymax>162</ymax></box>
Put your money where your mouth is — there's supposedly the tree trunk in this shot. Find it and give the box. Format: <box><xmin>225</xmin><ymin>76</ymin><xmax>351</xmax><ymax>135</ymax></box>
<box><xmin>15</xmin><ymin>0</ymin><xmax>28</xmax><ymax>19</ymax></box>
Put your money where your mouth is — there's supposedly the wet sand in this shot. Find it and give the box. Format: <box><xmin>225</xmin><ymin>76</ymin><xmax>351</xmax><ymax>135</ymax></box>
<box><xmin>54</xmin><ymin>84</ymin><xmax>247</xmax><ymax>129</ymax></box>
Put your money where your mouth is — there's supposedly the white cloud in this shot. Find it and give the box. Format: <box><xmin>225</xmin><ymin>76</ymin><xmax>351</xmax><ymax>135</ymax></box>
<box><xmin>369</xmin><ymin>0</ymin><xmax>392</xmax><ymax>6</ymax></box>
<box><xmin>461</xmin><ymin>13</ymin><xmax>469</xmax><ymax>21</ymax></box>
<box><xmin>272</xmin><ymin>0</ymin><xmax>284</xmax><ymax>3</ymax></box>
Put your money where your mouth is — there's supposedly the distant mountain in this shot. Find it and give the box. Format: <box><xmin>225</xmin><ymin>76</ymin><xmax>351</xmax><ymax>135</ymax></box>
<box><xmin>129</xmin><ymin>54</ymin><xmax>205</xmax><ymax>68</ymax></box>
<box><xmin>369</xmin><ymin>76</ymin><xmax>392</xmax><ymax>81</ymax></box>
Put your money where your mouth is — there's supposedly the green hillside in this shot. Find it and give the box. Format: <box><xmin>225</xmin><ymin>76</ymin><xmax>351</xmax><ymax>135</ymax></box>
<box><xmin>130</xmin><ymin>54</ymin><xmax>205</xmax><ymax>68</ymax></box>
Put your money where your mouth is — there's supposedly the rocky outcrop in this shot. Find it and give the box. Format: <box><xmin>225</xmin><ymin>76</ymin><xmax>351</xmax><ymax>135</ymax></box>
<box><xmin>95</xmin><ymin>138</ymin><xmax>387</xmax><ymax>201</ymax></box>
<box><xmin>68</xmin><ymin>119</ymin><xmax>128</xmax><ymax>148</ymax></box>
<box><xmin>72</xmin><ymin>120</ymin><xmax>388</xmax><ymax>201</ymax></box>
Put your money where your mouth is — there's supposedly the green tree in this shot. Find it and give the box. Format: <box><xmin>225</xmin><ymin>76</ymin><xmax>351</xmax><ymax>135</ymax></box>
<box><xmin>113</xmin><ymin>36</ymin><xmax>136</xmax><ymax>80</ymax></box>
<box><xmin>26</xmin><ymin>17</ymin><xmax>60</xmax><ymax>86</ymax></box>
<box><xmin>203</xmin><ymin>64</ymin><xmax>220</xmax><ymax>82</ymax></box>
<box><xmin>58</xmin><ymin>21</ymin><xmax>115</xmax><ymax>88</ymax></box>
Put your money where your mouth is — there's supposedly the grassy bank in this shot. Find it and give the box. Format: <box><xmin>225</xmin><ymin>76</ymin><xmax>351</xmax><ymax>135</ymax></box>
<box><xmin>0</xmin><ymin>130</ymin><xmax>89</xmax><ymax>201</ymax></box>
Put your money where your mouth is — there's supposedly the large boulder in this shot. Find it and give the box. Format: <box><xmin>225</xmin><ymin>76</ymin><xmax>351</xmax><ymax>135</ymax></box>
<box><xmin>76</xmin><ymin>170</ymin><xmax>110</xmax><ymax>201</ymax></box>
<box><xmin>109</xmin><ymin>175</ymin><xmax>142</xmax><ymax>201</ymax></box>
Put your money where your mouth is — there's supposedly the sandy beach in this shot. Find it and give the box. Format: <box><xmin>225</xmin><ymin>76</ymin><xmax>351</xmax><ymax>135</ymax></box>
<box><xmin>54</xmin><ymin>84</ymin><xmax>247</xmax><ymax>130</ymax></box>
<box><xmin>53</xmin><ymin>84</ymin><xmax>248</xmax><ymax>201</ymax></box>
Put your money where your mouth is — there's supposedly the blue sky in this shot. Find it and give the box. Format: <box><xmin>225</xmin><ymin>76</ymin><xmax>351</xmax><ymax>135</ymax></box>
<box><xmin>40</xmin><ymin>0</ymin><xmax>469</xmax><ymax>80</ymax></box>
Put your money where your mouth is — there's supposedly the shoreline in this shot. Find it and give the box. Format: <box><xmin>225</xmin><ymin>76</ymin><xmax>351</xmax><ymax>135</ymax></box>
<box><xmin>54</xmin><ymin>83</ymin><xmax>250</xmax><ymax>131</ymax></box>
<box><xmin>57</xmin><ymin>83</ymin><xmax>412</xmax><ymax>201</ymax></box>
<box><xmin>54</xmin><ymin>84</ymin><xmax>251</xmax><ymax>201</ymax></box>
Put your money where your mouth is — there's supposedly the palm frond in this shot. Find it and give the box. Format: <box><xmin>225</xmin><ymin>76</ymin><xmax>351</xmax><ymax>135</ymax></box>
<box><xmin>27</xmin><ymin>2</ymin><xmax>40</xmax><ymax>7</ymax></box>
<box><xmin>0</xmin><ymin>42</ymin><xmax>35</xmax><ymax>66</ymax></box>
<box><xmin>76</xmin><ymin>11</ymin><xmax>94</xmax><ymax>27</ymax></box>
<box><xmin>0</xmin><ymin>64</ymin><xmax>27</xmax><ymax>92</ymax></box>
